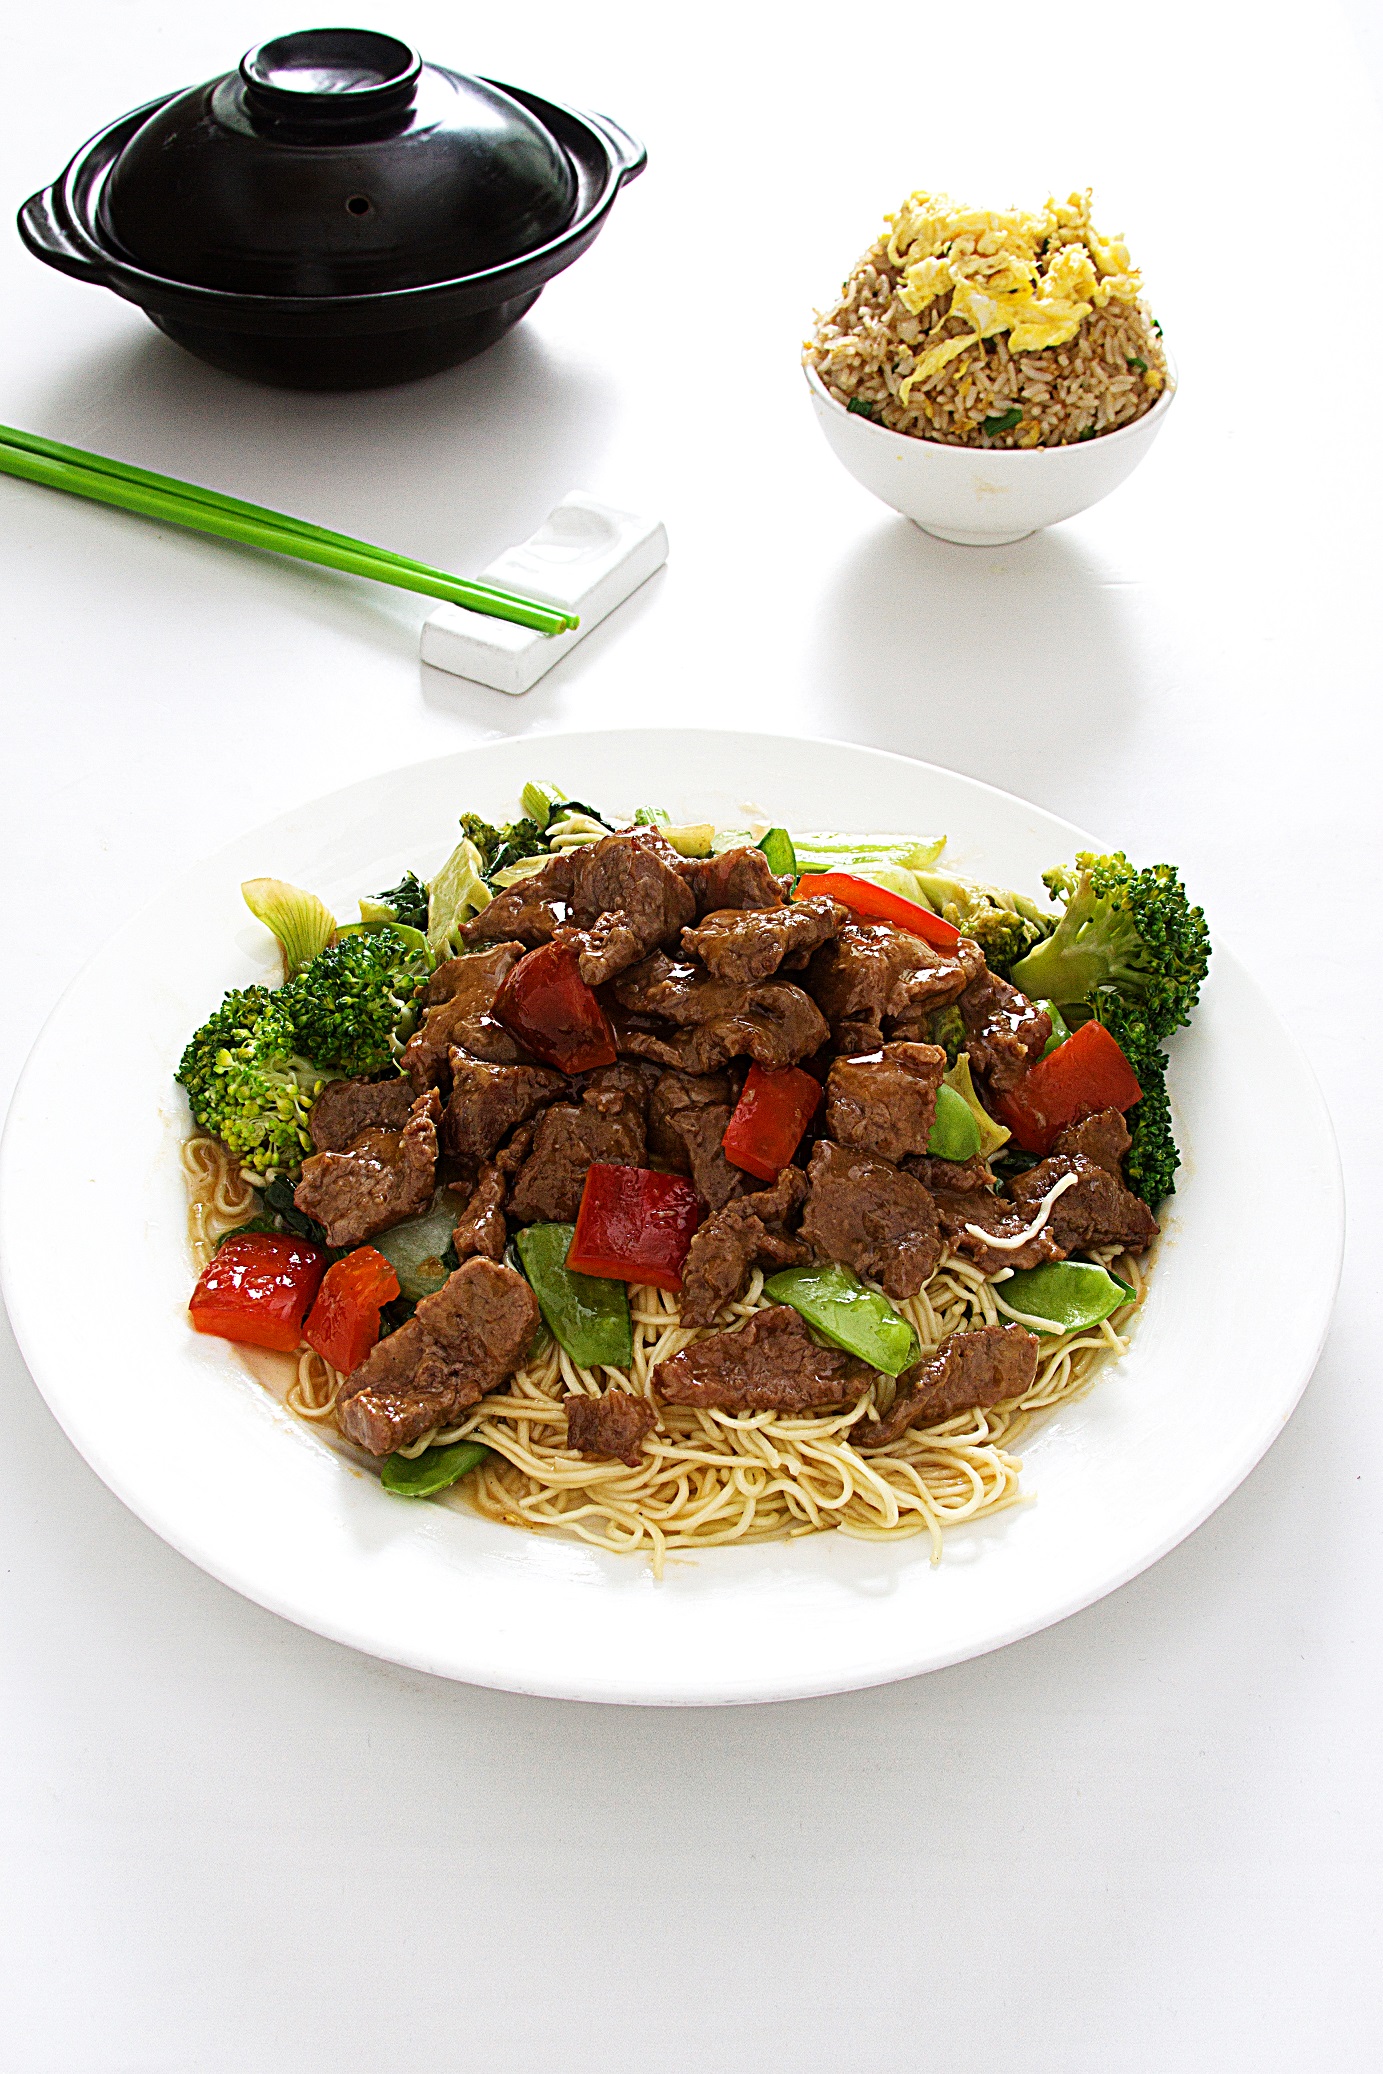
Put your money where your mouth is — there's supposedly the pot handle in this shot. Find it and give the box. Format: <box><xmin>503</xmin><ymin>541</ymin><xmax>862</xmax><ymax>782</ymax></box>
<box><xmin>586</xmin><ymin>111</ymin><xmax>647</xmax><ymax>185</ymax></box>
<box><xmin>17</xmin><ymin>186</ymin><xmax>103</xmax><ymax>283</ymax></box>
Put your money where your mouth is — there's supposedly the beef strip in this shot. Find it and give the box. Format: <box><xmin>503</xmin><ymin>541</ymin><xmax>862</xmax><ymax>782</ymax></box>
<box><xmin>681</xmin><ymin>897</ymin><xmax>846</xmax><ymax>983</ymax></box>
<box><xmin>293</xmin><ymin>1089</ymin><xmax>440</xmax><ymax>1250</ymax></box>
<box><xmin>336</xmin><ymin>1257</ymin><xmax>539</xmax><ymax>1455</ymax></box>
<box><xmin>442</xmin><ymin>1049</ymin><xmax>566</xmax><ymax>1174</ymax></box>
<box><xmin>930</xmin><ymin>1187</ymin><xmax>1064</xmax><ymax>1274</ymax></box>
<box><xmin>612</xmin><ymin>954</ymin><xmax>828</xmax><ymax>1072</ymax></box>
<box><xmin>461</xmin><ymin>853</ymin><xmax>573</xmax><ymax>949</ymax></box>
<box><xmin>1007</xmin><ymin>1111</ymin><xmax>1160</xmax><ymax>1253</ymax></box>
<box><xmin>653</xmin><ymin>1304</ymin><xmax>871</xmax><ymax>1414</ymax></box>
<box><xmin>402</xmin><ymin>943</ymin><xmax>530</xmax><ymax>1089</ymax></box>
<box><xmin>561</xmin><ymin>832</ymin><xmax>697</xmax><ymax>985</ymax></box>
<box><xmin>507</xmin><ymin>1066</ymin><xmax>647</xmax><ymax>1224</ymax></box>
<box><xmin>905</xmin><ymin>1154</ymin><xmax>995</xmax><ymax>1195</ymax></box>
<box><xmin>679</xmin><ymin>846</ymin><xmax>788</xmax><ymax>916</ymax></box>
<box><xmin>958</xmin><ymin>969</ymin><xmax>1052</xmax><ymax>1093</ymax></box>
<box><xmin>1046</xmin><ymin>1108</ymin><xmax>1133</xmax><ymax>1175</ymax></box>
<box><xmin>852</xmin><ymin>1325</ymin><xmax>1040</xmax><ymax>1448</ymax></box>
<box><xmin>451</xmin><ymin>1162</ymin><xmax>507</xmax><ymax>1263</ymax></box>
<box><xmin>799</xmin><ymin>1137</ymin><xmax>941</xmax><ymax>1299</ymax></box>
<box><xmin>647</xmin><ymin>1067</ymin><xmax>746</xmax><ymax>1212</ymax></box>
<box><xmin>678</xmin><ymin>1167</ymin><xmax>810</xmax><ymax>1327</ymax></box>
<box><xmin>308</xmin><ymin>1074</ymin><xmax>415</xmax><ymax>1153</ymax></box>
<box><xmin>806</xmin><ymin>921</ymin><xmax>984</xmax><ymax>1052</ymax></box>
<box><xmin>824</xmin><ymin>1042</ymin><xmax>947</xmax><ymax>1164</ymax></box>
<box><xmin>564</xmin><ymin>1391</ymin><xmax>659</xmax><ymax>1467</ymax></box>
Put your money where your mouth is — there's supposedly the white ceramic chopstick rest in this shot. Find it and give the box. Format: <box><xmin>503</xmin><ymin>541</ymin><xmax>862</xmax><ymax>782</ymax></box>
<box><xmin>420</xmin><ymin>492</ymin><xmax>668</xmax><ymax>693</ymax></box>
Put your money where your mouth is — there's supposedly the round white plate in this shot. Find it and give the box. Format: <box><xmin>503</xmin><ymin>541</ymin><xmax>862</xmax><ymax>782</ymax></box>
<box><xmin>0</xmin><ymin>730</ymin><xmax>1343</xmax><ymax>1704</ymax></box>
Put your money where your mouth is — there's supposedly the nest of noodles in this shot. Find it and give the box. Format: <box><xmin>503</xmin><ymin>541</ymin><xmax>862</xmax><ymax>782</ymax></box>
<box><xmin>804</xmin><ymin>189</ymin><xmax>1168</xmax><ymax>450</ymax></box>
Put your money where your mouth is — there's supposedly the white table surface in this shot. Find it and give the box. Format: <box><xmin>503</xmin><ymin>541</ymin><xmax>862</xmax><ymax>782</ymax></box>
<box><xmin>2</xmin><ymin>2</ymin><xmax>1380</xmax><ymax>2067</ymax></box>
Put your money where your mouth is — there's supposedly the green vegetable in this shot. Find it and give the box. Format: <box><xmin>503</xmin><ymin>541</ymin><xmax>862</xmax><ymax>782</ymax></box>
<box><xmin>365</xmin><ymin>871</ymin><xmax>430</xmax><ymax>933</ymax></box>
<box><xmin>661</xmin><ymin>824</ymin><xmax>715</xmax><ymax>857</ymax></box>
<box><xmin>262</xmin><ymin>1177</ymin><xmax>337</xmax><ymax>1251</ymax></box>
<box><xmin>241</xmin><ymin>877</ymin><xmax>338</xmax><ymax>978</ymax></box>
<box><xmin>633</xmin><ymin>806</ymin><xmax>669</xmax><ymax>827</ymax></box>
<box><xmin>1090</xmin><ymin>993</ymin><xmax>1181</xmax><ymax>1206</ymax></box>
<box><xmin>926</xmin><ymin>1082</ymin><xmax>982</xmax><ymax>1162</ymax></box>
<box><xmin>279</xmin><ymin>927</ymin><xmax>432</xmax><ymax>1076</ymax></box>
<box><xmin>1127</xmin><ymin>356</ymin><xmax>1148</xmax><ymax>372</ymax></box>
<box><xmin>213</xmin><ymin>1214</ymin><xmax>280</xmax><ymax>1249</ymax></box>
<box><xmin>943</xmin><ymin>1054</ymin><xmax>1010</xmax><ymax>1159</ymax></box>
<box><xmin>458</xmin><ymin>811</ymin><xmax>550</xmax><ymax>881</ymax></box>
<box><xmin>927</xmin><ymin>1002</ymin><xmax>966</xmax><ymax>1066</ymax></box>
<box><xmin>757</xmin><ymin>827</ymin><xmax>797</xmax><ymax>877</ymax></box>
<box><xmin>176</xmin><ymin>987</ymin><xmax>337</xmax><ymax>1182</ymax></box>
<box><xmin>426</xmin><ymin>837</ymin><xmax>492</xmax><ymax>957</ymax></box>
<box><xmin>764</xmin><ymin>1262</ymin><xmax>919</xmax><ymax>1377</ymax></box>
<box><xmin>1009</xmin><ymin>853</ymin><xmax>1210</xmax><ymax>1044</ymax></box>
<box><xmin>997</xmin><ymin>1261</ymin><xmax>1132</xmax><ymax>1334</ymax></box>
<box><xmin>1077</xmin><ymin>426</ymin><xmax>1097</xmax><ymax>442</ymax></box>
<box><xmin>1039</xmin><ymin>999</ymin><xmax>1072</xmax><ymax>1057</ymax></box>
<box><xmin>907</xmin><ymin>866</ymin><xmax>1052</xmax><ymax>978</ymax></box>
<box><xmin>373</xmin><ymin>1193</ymin><xmax>463</xmax><ymax>1302</ymax></box>
<box><xmin>846</xmin><ymin>396</ymin><xmax>880</xmax><ymax>420</ymax></box>
<box><xmin>380</xmin><ymin>1440</ymin><xmax>490</xmax><ymax>1498</ymax></box>
<box><xmin>982</xmin><ymin>407</ymin><xmax>1023</xmax><ymax>435</ymax></box>
<box><xmin>515</xmin><ymin>1224</ymin><xmax>633</xmax><ymax>1369</ymax></box>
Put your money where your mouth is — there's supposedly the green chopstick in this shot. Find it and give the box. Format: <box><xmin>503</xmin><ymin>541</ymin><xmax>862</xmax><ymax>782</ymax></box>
<box><xmin>0</xmin><ymin>424</ymin><xmax>578</xmax><ymax>636</ymax></box>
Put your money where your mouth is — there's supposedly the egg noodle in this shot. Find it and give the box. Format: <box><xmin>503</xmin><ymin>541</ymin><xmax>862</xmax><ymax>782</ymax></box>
<box><xmin>182</xmin><ymin>1132</ymin><xmax>1148</xmax><ymax>1577</ymax></box>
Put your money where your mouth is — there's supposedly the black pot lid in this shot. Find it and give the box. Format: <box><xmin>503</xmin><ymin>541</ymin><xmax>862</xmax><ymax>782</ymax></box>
<box><xmin>99</xmin><ymin>28</ymin><xmax>580</xmax><ymax>296</ymax></box>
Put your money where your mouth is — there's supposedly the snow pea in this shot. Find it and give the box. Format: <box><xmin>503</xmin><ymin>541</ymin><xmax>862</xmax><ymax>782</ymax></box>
<box><xmin>756</xmin><ymin>826</ymin><xmax>798</xmax><ymax>878</ymax></box>
<box><xmin>380</xmin><ymin>1440</ymin><xmax>489</xmax><ymax>1498</ymax></box>
<box><xmin>926</xmin><ymin>1081</ymin><xmax>982</xmax><ymax>1162</ymax></box>
<box><xmin>998</xmin><ymin>1261</ymin><xmax>1132</xmax><ymax>1334</ymax></box>
<box><xmin>516</xmin><ymin>1223</ymin><xmax>633</xmax><ymax>1369</ymax></box>
<box><xmin>373</xmin><ymin>1192</ymin><xmax>461</xmax><ymax>1301</ymax></box>
<box><xmin>764</xmin><ymin>1262</ymin><xmax>919</xmax><ymax>1377</ymax></box>
<box><xmin>1038</xmin><ymin>1000</ymin><xmax>1072</xmax><ymax>1058</ymax></box>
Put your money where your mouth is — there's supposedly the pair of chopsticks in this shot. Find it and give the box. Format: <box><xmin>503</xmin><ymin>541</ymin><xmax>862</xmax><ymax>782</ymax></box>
<box><xmin>0</xmin><ymin>423</ymin><xmax>577</xmax><ymax>636</ymax></box>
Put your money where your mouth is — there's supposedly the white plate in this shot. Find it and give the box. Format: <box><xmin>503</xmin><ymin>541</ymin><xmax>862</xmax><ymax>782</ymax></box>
<box><xmin>0</xmin><ymin>730</ymin><xmax>1343</xmax><ymax>1705</ymax></box>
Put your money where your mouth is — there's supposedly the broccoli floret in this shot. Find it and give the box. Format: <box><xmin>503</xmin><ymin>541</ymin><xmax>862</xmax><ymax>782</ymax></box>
<box><xmin>459</xmin><ymin>811</ymin><xmax>551</xmax><ymax>882</ymax></box>
<box><xmin>1091</xmin><ymin>994</ymin><xmax>1181</xmax><ymax>1206</ymax></box>
<box><xmin>909</xmin><ymin>868</ymin><xmax>1052</xmax><ymax>979</ymax></box>
<box><xmin>176</xmin><ymin>987</ymin><xmax>334</xmax><ymax>1182</ymax></box>
<box><xmin>927</xmin><ymin>1003</ymin><xmax>967</xmax><ymax>1066</ymax></box>
<box><xmin>279</xmin><ymin>927</ymin><xmax>431</xmax><ymax>1076</ymax></box>
<box><xmin>1009</xmin><ymin>853</ymin><xmax>1210</xmax><ymax>1041</ymax></box>
<box><xmin>370</xmin><ymin>871</ymin><xmax>430</xmax><ymax>933</ymax></box>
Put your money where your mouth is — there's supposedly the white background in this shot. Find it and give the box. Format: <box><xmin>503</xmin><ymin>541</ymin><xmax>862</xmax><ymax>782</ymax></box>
<box><xmin>2</xmin><ymin>1</ymin><xmax>1380</xmax><ymax>2068</ymax></box>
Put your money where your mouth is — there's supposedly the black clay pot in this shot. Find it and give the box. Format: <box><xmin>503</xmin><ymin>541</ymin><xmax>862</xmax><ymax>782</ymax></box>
<box><xmin>18</xmin><ymin>27</ymin><xmax>645</xmax><ymax>390</ymax></box>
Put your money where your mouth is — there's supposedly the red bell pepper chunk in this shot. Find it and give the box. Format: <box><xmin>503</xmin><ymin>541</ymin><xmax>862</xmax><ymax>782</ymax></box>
<box><xmin>189</xmin><ymin>1233</ymin><xmax>327</xmax><ymax>1353</ymax></box>
<box><xmin>993</xmin><ymin>1018</ymin><xmax>1144</xmax><ymax>1155</ymax></box>
<box><xmin>302</xmin><ymin>1245</ymin><xmax>401</xmax><ymax>1376</ymax></box>
<box><xmin>794</xmin><ymin>872</ymin><xmax>962</xmax><ymax>949</ymax></box>
<box><xmin>568</xmin><ymin>1163</ymin><xmax>702</xmax><ymax>1291</ymax></box>
<box><xmin>722</xmin><ymin>1064</ymin><xmax>823</xmax><ymax>1182</ymax></box>
<box><xmin>492</xmin><ymin>939</ymin><xmax>617</xmax><ymax>1073</ymax></box>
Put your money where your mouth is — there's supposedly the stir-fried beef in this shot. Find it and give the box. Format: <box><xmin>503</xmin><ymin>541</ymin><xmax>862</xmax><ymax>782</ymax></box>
<box><xmin>959</xmin><ymin>969</ymin><xmax>1051</xmax><ymax>1093</ymax></box>
<box><xmin>451</xmin><ymin>1162</ymin><xmax>507</xmax><ymax>1263</ymax></box>
<box><xmin>337</xmin><ymin>1257</ymin><xmax>539</xmax><ymax>1455</ymax></box>
<box><xmin>679</xmin><ymin>846</ymin><xmax>788</xmax><ymax>916</ymax></box>
<box><xmin>402</xmin><ymin>944</ymin><xmax>529</xmax><ymax>1088</ymax></box>
<box><xmin>681</xmin><ymin>897</ymin><xmax>846</xmax><ymax>983</ymax></box>
<box><xmin>442</xmin><ymin>1050</ymin><xmax>566</xmax><ymax>1174</ymax></box>
<box><xmin>824</xmin><ymin>1042</ymin><xmax>947</xmax><ymax>1164</ymax></box>
<box><xmin>906</xmin><ymin>1153</ymin><xmax>995</xmax><ymax>1195</ymax></box>
<box><xmin>507</xmin><ymin>1066</ymin><xmax>647</xmax><ymax>1224</ymax></box>
<box><xmin>806</xmin><ymin>921</ymin><xmax>984</xmax><ymax>1052</ymax></box>
<box><xmin>1048</xmin><ymin>1108</ymin><xmax>1133</xmax><ymax>1176</ymax></box>
<box><xmin>647</xmin><ymin>1067</ymin><xmax>746</xmax><ymax>1212</ymax></box>
<box><xmin>308</xmin><ymin>1074</ymin><xmax>415</xmax><ymax>1153</ymax></box>
<box><xmin>565</xmin><ymin>1390</ymin><xmax>658</xmax><ymax>1466</ymax></box>
<box><xmin>654</xmin><ymin>1304</ymin><xmax>869</xmax><ymax>1414</ymax></box>
<box><xmin>800</xmin><ymin>1138</ymin><xmax>940</xmax><ymax>1299</ymax></box>
<box><xmin>1008</xmin><ymin>1111</ymin><xmax>1160</xmax><ymax>1253</ymax></box>
<box><xmin>612</xmin><ymin>954</ymin><xmax>828</xmax><ymax>1073</ymax></box>
<box><xmin>462</xmin><ymin>853</ymin><xmax>573</xmax><ymax>949</ymax></box>
<box><xmin>931</xmin><ymin>1188</ymin><xmax>1064</xmax><ymax>1274</ymax></box>
<box><xmin>679</xmin><ymin>1167</ymin><xmax>810</xmax><ymax>1327</ymax></box>
<box><xmin>562</xmin><ymin>832</ymin><xmax>696</xmax><ymax>985</ymax></box>
<box><xmin>852</xmin><ymin>1324</ymin><xmax>1039</xmax><ymax>1448</ymax></box>
<box><xmin>294</xmin><ymin>1089</ymin><xmax>440</xmax><ymax>1249</ymax></box>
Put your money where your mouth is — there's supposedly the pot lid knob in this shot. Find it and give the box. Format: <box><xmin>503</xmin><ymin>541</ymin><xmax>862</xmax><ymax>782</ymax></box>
<box><xmin>239</xmin><ymin>27</ymin><xmax>422</xmax><ymax>124</ymax></box>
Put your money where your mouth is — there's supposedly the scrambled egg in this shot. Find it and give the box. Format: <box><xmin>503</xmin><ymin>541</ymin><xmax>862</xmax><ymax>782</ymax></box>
<box><xmin>887</xmin><ymin>190</ymin><xmax>1144</xmax><ymax>400</ymax></box>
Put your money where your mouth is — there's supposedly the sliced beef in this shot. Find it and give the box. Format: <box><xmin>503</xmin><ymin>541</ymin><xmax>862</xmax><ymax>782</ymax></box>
<box><xmin>931</xmin><ymin>1187</ymin><xmax>1064</xmax><ymax>1274</ymax></box>
<box><xmin>959</xmin><ymin>969</ymin><xmax>1052</xmax><ymax>1093</ymax></box>
<box><xmin>442</xmin><ymin>1050</ymin><xmax>566</xmax><ymax>1174</ymax></box>
<box><xmin>451</xmin><ymin>1163</ymin><xmax>507</xmax><ymax>1264</ymax></box>
<box><xmin>681</xmin><ymin>897</ymin><xmax>846</xmax><ymax>983</ymax></box>
<box><xmin>679</xmin><ymin>846</ymin><xmax>788</xmax><ymax>916</ymax></box>
<box><xmin>824</xmin><ymin>1042</ymin><xmax>947</xmax><ymax>1164</ymax></box>
<box><xmin>678</xmin><ymin>1168</ymin><xmax>810</xmax><ymax>1328</ymax></box>
<box><xmin>647</xmin><ymin>1068</ymin><xmax>746</xmax><ymax>1212</ymax></box>
<box><xmin>1049</xmin><ymin>1108</ymin><xmax>1133</xmax><ymax>1176</ymax></box>
<box><xmin>507</xmin><ymin>1067</ymin><xmax>647</xmax><ymax>1224</ymax></box>
<box><xmin>800</xmin><ymin>1138</ymin><xmax>940</xmax><ymax>1299</ymax></box>
<box><xmin>906</xmin><ymin>1153</ymin><xmax>995</xmax><ymax>1195</ymax></box>
<box><xmin>565</xmin><ymin>1391</ymin><xmax>659</xmax><ymax>1467</ymax></box>
<box><xmin>653</xmin><ymin>1304</ymin><xmax>870</xmax><ymax>1414</ymax></box>
<box><xmin>806</xmin><ymin>921</ymin><xmax>984</xmax><ymax>1052</ymax></box>
<box><xmin>308</xmin><ymin>1074</ymin><xmax>415</xmax><ymax>1153</ymax></box>
<box><xmin>337</xmin><ymin>1257</ymin><xmax>539</xmax><ymax>1455</ymax></box>
<box><xmin>612</xmin><ymin>954</ymin><xmax>828</xmax><ymax>1072</ymax></box>
<box><xmin>562</xmin><ymin>832</ymin><xmax>696</xmax><ymax>985</ymax></box>
<box><xmin>852</xmin><ymin>1325</ymin><xmax>1040</xmax><ymax>1448</ymax></box>
<box><xmin>402</xmin><ymin>943</ymin><xmax>529</xmax><ymax>1088</ymax></box>
<box><xmin>1008</xmin><ymin>1113</ymin><xmax>1160</xmax><ymax>1254</ymax></box>
<box><xmin>293</xmin><ymin>1089</ymin><xmax>440</xmax><ymax>1250</ymax></box>
<box><xmin>461</xmin><ymin>853</ymin><xmax>573</xmax><ymax>949</ymax></box>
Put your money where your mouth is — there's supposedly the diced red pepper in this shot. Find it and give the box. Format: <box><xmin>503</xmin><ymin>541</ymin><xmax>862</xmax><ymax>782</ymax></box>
<box><xmin>793</xmin><ymin>872</ymin><xmax>962</xmax><ymax>949</ymax></box>
<box><xmin>993</xmin><ymin>1018</ymin><xmax>1144</xmax><ymax>1155</ymax></box>
<box><xmin>722</xmin><ymin>1064</ymin><xmax>823</xmax><ymax>1182</ymax></box>
<box><xmin>492</xmin><ymin>939</ymin><xmax>617</xmax><ymax>1073</ymax></box>
<box><xmin>302</xmin><ymin>1245</ymin><xmax>401</xmax><ymax>1376</ymax></box>
<box><xmin>189</xmin><ymin>1233</ymin><xmax>327</xmax><ymax>1353</ymax></box>
<box><xmin>567</xmin><ymin>1164</ymin><xmax>702</xmax><ymax>1290</ymax></box>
